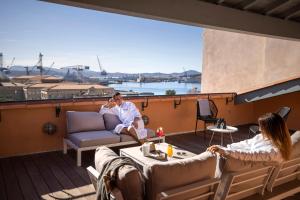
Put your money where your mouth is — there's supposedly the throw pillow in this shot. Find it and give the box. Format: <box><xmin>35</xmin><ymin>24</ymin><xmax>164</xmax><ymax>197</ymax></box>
<box><xmin>103</xmin><ymin>113</ymin><xmax>122</xmax><ymax>131</ymax></box>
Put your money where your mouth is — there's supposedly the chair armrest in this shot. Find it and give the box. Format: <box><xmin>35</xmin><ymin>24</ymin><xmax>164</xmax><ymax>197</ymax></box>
<box><xmin>87</xmin><ymin>166</ymin><xmax>124</xmax><ymax>200</ymax></box>
<box><xmin>159</xmin><ymin>178</ymin><xmax>220</xmax><ymax>200</ymax></box>
<box><xmin>87</xmin><ymin>166</ymin><xmax>100</xmax><ymax>189</ymax></box>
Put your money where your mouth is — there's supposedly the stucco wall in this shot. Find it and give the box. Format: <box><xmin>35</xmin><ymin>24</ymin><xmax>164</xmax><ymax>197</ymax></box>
<box><xmin>0</xmin><ymin>95</ymin><xmax>254</xmax><ymax>157</ymax></box>
<box><xmin>201</xmin><ymin>29</ymin><xmax>300</xmax><ymax>94</ymax></box>
<box><xmin>253</xmin><ymin>92</ymin><xmax>300</xmax><ymax>130</ymax></box>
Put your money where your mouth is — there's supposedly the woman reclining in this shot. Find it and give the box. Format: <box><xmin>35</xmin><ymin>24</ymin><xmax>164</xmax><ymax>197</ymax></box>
<box><xmin>207</xmin><ymin>113</ymin><xmax>292</xmax><ymax>162</ymax></box>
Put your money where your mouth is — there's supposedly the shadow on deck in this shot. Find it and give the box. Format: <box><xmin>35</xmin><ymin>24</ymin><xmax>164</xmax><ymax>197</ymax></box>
<box><xmin>0</xmin><ymin>125</ymin><xmax>299</xmax><ymax>199</ymax></box>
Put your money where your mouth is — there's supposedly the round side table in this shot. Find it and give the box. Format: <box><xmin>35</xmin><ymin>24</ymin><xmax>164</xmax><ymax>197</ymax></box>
<box><xmin>207</xmin><ymin>125</ymin><xmax>238</xmax><ymax>146</ymax></box>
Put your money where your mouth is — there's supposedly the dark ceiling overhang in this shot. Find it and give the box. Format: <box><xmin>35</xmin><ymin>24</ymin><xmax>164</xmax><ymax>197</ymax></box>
<box><xmin>44</xmin><ymin>0</ymin><xmax>300</xmax><ymax>41</ymax></box>
<box><xmin>235</xmin><ymin>77</ymin><xmax>300</xmax><ymax>104</ymax></box>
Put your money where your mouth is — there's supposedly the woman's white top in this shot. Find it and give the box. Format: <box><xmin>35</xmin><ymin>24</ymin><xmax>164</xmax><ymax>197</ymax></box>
<box><xmin>219</xmin><ymin>134</ymin><xmax>283</xmax><ymax>162</ymax></box>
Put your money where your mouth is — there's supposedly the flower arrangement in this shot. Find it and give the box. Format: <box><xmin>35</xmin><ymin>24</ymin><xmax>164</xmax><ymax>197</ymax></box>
<box><xmin>156</xmin><ymin>127</ymin><xmax>164</xmax><ymax>143</ymax></box>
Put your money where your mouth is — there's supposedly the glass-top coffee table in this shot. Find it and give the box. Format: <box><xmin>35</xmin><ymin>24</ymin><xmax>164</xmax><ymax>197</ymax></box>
<box><xmin>120</xmin><ymin>143</ymin><xmax>196</xmax><ymax>170</ymax></box>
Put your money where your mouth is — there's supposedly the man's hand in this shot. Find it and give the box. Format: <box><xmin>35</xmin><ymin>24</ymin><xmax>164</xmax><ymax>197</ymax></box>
<box><xmin>103</xmin><ymin>98</ymin><xmax>117</xmax><ymax>108</ymax></box>
<box><xmin>207</xmin><ymin>145</ymin><xmax>226</xmax><ymax>156</ymax></box>
<box><xmin>107</xmin><ymin>101</ymin><xmax>117</xmax><ymax>108</ymax></box>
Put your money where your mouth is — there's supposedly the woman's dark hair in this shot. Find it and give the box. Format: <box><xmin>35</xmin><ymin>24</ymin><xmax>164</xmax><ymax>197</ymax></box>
<box><xmin>258</xmin><ymin>113</ymin><xmax>292</xmax><ymax>160</ymax></box>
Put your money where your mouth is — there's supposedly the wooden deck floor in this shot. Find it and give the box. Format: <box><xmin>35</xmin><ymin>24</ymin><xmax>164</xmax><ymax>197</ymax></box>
<box><xmin>0</xmin><ymin>125</ymin><xmax>299</xmax><ymax>199</ymax></box>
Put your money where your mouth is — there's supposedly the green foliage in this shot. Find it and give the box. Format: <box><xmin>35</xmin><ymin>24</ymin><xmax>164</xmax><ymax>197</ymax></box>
<box><xmin>165</xmin><ymin>89</ymin><xmax>176</xmax><ymax>95</ymax></box>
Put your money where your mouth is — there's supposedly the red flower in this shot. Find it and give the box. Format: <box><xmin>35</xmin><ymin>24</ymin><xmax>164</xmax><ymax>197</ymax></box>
<box><xmin>156</xmin><ymin>127</ymin><xmax>164</xmax><ymax>137</ymax></box>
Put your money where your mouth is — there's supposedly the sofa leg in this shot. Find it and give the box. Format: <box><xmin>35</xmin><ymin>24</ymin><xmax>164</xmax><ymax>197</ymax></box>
<box><xmin>77</xmin><ymin>150</ymin><xmax>82</xmax><ymax>167</ymax></box>
<box><xmin>63</xmin><ymin>140</ymin><xmax>67</xmax><ymax>154</ymax></box>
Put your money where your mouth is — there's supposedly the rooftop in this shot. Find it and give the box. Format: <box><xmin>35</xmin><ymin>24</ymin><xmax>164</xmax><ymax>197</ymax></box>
<box><xmin>23</xmin><ymin>83</ymin><xmax>111</xmax><ymax>90</ymax></box>
<box><xmin>49</xmin><ymin>84</ymin><xmax>111</xmax><ymax>90</ymax></box>
<box><xmin>0</xmin><ymin>82</ymin><xmax>25</xmax><ymax>87</ymax></box>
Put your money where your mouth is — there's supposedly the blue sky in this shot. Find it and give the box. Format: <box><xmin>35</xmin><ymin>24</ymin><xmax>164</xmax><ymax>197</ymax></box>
<box><xmin>0</xmin><ymin>0</ymin><xmax>203</xmax><ymax>73</ymax></box>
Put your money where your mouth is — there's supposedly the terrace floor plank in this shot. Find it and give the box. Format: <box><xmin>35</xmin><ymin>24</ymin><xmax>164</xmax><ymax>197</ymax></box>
<box><xmin>58</xmin><ymin>152</ymin><xmax>91</xmax><ymax>184</ymax></box>
<box><xmin>11</xmin><ymin>157</ymin><xmax>40</xmax><ymax>200</ymax></box>
<box><xmin>22</xmin><ymin>156</ymin><xmax>53</xmax><ymax>199</ymax></box>
<box><xmin>0</xmin><ymin>157</ymin><xmax>7</xmax><ymax>200</ymax></box>
<box><xmin>50</xmin><ymin>152</ymin><xmax>96</xmax><ymax>199</ymax></box>
<box><xmin>40</xmin><ymin>153</ymin><xmax>87</xmax><ymax>200</ymax></box>
<box><xmin>0</xmin><ymin>125</ymin><xmax>298</xmax><ymax>200</ymax></box>
<box><xmin>32</xmin><ymin>154</ymin><xmax>71</xmax><ymax>199</ymax></box>
<box><xmin>0</xmin><ymin>158</ymin><xmax>24</xmax><ymax>200</ymax></box>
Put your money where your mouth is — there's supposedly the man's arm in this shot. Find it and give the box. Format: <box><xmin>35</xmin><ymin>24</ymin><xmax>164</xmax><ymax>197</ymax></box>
<box><xmin>99</xmin><ymin>99</ymin><xmax>119</xmax><ymax>115</ymax></box>
<box><xmin>129</xmin><ymin>102</ymin><xmax>142</xmax><ymax>118</ymax></box>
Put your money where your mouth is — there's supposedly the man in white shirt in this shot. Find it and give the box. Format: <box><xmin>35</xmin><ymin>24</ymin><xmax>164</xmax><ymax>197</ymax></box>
<box><xmin>100</xmin><ymin>92</ymin><xmax>147</xmax><ymax>144</ymax></box>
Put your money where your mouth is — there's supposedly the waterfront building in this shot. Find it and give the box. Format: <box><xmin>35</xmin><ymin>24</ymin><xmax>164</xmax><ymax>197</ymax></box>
<box><xmin>12</xmin><ymin>75</ymin><xmax>42</xmax><ymax>84</ymax></box>
<box><xmin>0</xmin><ymin>82</ymin><xmax>25</xmax><ymax>102</ymax></box>
<box><xmin>24</xmin><ymin>83</ymin><xmax>57</xmax><ymax>100</ymax></box>
<box><xmin>12</xmin><ymin>75</ymin><xmax>64</xmax><ymax>84</ymax></box>
<box><xmin>41</xmin><ymin>84</ymin><xmax>114</xmax><ymax>99</ymax></box>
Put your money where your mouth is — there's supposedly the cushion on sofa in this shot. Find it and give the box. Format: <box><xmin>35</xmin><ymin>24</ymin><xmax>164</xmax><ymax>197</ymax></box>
<box><xmin>120</xmin><ymin>128</ymin><xmax>157</xmax><ymax>142</ymax></box>
<box><xmin>68</xmin><ymin>131</ymin><xmax>120</xmax><ymax>147</ymax></box>
<box><xmin>144</xmin><ymin>151</ymin><xmax>216</xmax><ymax>200</ymax></box>
<box><xmin>66</xmin><ymin>111</ymin><xmax>105</xmax><ymax>134</ymax></box>
<box><xmin>103</xmin><ymin>113</ymin><xmax>122</xmax><ymax>131</ymax></box>
<box><xmin>95</xmin><ymin>146</ymin><xmax>144</xmax><ymax>200</ymax></box>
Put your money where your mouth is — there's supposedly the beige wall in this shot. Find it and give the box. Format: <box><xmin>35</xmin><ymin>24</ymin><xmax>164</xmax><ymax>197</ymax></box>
<box><xmin>202</xmin><ymin>29</ymin><xmax>300</xmax><ymax>94</ymax></box>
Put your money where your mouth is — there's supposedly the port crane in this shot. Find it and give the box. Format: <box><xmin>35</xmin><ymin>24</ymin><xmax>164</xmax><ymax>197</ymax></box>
<box><xmin>0</xmin><ymin>53</ymin><xmax>15</xmax><ymax>74</ymax></box>
<box><xmin>63</xmin><ymin>65</ymin><xmax>86</xmax><ymax>83</ymax></box>
<box><xmin>0</xmin><ymin>53</ymin><xmax>2</xmax><ymax>69</ymax></box>
<box><xmin>97</xmin><ymin>56</ymin><xmax>107</xmax><ymax>76</ymax></box>
<box><xmin>5</xmin><ymin>57</ymin><xmax>15</xmax><ymax>74</ymax></box>
<box><xmin>25</xmin><ymin>53</ymin><xmax>43</xmax><ymax>76</ymax></box>
<box><xmin>36</xmin><ymin>53</ymin><xmax>43</xmax><ymax>77</ymax></box>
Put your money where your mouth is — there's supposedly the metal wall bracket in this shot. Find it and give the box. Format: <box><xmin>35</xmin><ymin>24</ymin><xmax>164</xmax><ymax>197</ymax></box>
<box><xmin>55</xmin><ymin>104</ymin><xmax>61</xmax><ymax>118</ymax></box>
<box><xmin>174</xmin><ymin>96</ymin><xmax>182</xmax><ymax>109</ymax></box>
<box><xmin>226</xmin><ymin>95</ymin><xmax>235</xmax><ymax>104</ymax></box>
<box><xmin>141</xmin><ymin>98</ymin><xmax>149</xmax><ymax>111</ymax></box>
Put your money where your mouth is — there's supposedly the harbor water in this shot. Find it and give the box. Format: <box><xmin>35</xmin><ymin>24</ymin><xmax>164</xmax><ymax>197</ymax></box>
<box><xmin>108</xmin><ymin>81</ymin><xmax>201</xmax><ymax>95</ymax></box>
